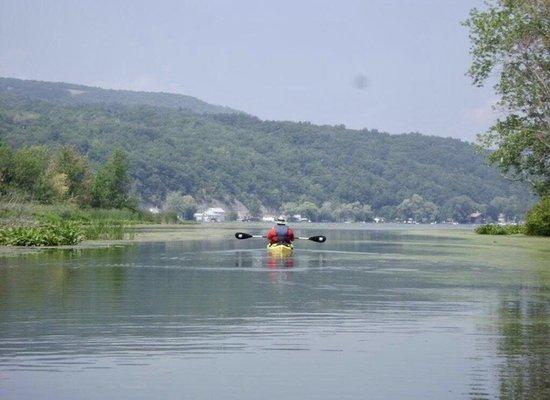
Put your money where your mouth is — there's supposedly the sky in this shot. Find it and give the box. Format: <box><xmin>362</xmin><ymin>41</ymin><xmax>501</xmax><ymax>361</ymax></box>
<box><xmin>0</xmin><ymin>0</ymin><xmax>497</xmax><ymax>141</ymax></box>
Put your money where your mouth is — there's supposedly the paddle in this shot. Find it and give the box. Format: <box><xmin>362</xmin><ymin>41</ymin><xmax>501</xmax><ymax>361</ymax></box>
<box><xmin>235</xmin><ymin>232</ymin><xmax>326</xmax><ymax>243</ymax></box>
<box><xmin>297</xmin><ymin>235</ymin><xmax>327</xmax><ymax>243</ymax></box>
<box><xmin>234</xmin><ymin>232</ymin><xmax>265</xmax><ymax>239</ymax></box>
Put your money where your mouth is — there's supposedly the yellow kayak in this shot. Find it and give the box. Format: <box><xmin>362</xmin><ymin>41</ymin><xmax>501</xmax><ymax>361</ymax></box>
<box><xmin>267</xmin><ymin>243</ymin><xmax>294</xmax><ymax>257</ymax></box>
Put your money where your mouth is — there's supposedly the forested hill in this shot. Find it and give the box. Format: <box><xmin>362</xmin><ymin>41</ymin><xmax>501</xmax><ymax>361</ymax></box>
<box><xmin>0</xmin><ymin>77</ymin><xmax>238</xmax><ymax>115</ymax></box>
<box><xmin>0</xmin><ymin>77</ymin><xmax>531</xmax><ymax>214</ymax></box>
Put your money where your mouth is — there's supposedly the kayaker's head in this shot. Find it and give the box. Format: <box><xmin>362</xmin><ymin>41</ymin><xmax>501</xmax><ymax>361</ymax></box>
<box><xmin>276</xmin><ymin>216</ymin><xmax>286</xmax><ymax>225</ymax></box>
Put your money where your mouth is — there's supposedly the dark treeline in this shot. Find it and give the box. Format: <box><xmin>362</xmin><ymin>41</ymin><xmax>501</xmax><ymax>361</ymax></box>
<box><xmin>0</xmin><ymin>78</ymin><xmax>534</xmax><ymax>222</ymax></box>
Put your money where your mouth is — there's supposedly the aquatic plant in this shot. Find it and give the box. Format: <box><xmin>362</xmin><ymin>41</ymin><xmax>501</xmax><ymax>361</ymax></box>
<box><xmin>0</xmin><ymin>222</ymin><xmax>85</xmax><ymax>246</ymax></box>
<box><xmin>81</xmin><ymin>220</ymin><xmax>127</xmax><ymax>240</ymax></box>
<box><xmin>475</xmin><ymin>224</ymin><xmax>525</xmax><ymax>235</ymax></box>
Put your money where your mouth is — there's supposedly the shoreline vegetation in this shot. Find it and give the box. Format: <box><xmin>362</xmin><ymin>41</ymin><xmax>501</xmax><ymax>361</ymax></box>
<box><xmin>475</xmin><ymin>197</ymin><xmax>550</xmax><ymax>236</ymax></box>
<box><xmin>0</xmin><ymin>203</ymin><xmax>191</xmax><ymax>246</ymax></box>
<box><xmin>0</xmin><ymin>143</ymin><xmax>191</xmax><ymax>246</ymax></box>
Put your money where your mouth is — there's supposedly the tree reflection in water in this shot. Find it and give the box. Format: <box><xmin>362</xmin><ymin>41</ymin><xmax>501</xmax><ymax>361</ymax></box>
<box><xmin>495</xmin><ymin>291</ymin><xmax>549</xmax><ymax>400</ymax></box>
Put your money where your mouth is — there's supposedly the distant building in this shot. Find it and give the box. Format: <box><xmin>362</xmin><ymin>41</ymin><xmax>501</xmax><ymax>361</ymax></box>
<box><xmin>148</xmin><ymin>207</ymin><xmax>161</xmax><ymax>215</ymax></box>
<box><xmin>194</xmin><ymin>207</ymin><xmax>226</xmax><ymax>222</ymax></box>
<box><xmin>470</xmin><ymin>212</ymin><xmax>483</xmax><ymax>224</ymax></box>
<box><xmin>291</xmin><ymin>214</ymin><xmax>310</xmax><ymax>223</ymax></box>
<box><xmin>262</xmin><ymin>216</ymin><xmax>275</xmax><ymax>222</ymax></box>
<box><xmin>498</xmin><ymin>213</ymin><xmax>507</xmax><ymax>225</ymax></box>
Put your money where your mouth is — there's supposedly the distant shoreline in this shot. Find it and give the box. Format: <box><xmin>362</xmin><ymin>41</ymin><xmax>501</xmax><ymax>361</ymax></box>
<box><xmin>2</xmin><ymin>222</ymin><xmax>547</xmax><ymax>258</ymax></box>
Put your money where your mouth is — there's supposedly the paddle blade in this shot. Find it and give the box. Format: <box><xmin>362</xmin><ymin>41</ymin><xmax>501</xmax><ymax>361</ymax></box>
<box><xmin>309</xmin><ymin>235</ymin><xmax>327</xmax><ymax>243</ymax></box>
<box><xmin>235</xmin><ymin>232</ymin><xmax>253</xmax><ymax>239</ymax></box>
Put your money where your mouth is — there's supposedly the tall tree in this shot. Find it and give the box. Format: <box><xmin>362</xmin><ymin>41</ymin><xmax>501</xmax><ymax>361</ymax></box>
<box><xmin>465</xmin><ymin>0</ymin><xmax>550</xmax><ymax>196</ymax></box>
<box><xmin>396</xmin><ymin>194</ymin><xmax>439</xmax><ymax>222</ymax></box>
<box><xmin>51</xmin><ymin>146</ymin><xmax>92</xmax><ymax>205</ymax></box>
<box><xmin>0</xmin><ymin>141</ymin><xmax>13</xmax><ymax>191</ymax></box>
<box><xmin>442</xmin><ymin>195</ymin><xmax>482</xmax><ymax>223</ymax></box>
<box><xmin>163</xmin><ymin>192</ymin><xmax>197</xmax><ymax>220</ymax></box>
<box><xmin>91</xmin><ymin>150</ymin><xmax>133</xmax><ymax>209</ymax></box>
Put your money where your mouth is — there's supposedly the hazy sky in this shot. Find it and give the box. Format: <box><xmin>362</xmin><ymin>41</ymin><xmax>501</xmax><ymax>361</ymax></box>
<box><xmin>1</xmin><ymin>0</ymin><xmax>497</xmax><ymax>140</ymax></box>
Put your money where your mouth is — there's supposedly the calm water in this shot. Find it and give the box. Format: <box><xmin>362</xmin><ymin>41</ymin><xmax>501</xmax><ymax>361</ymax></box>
<box><xmin>0</xmin><ymin>225</ymin><xmax>548</xmax><ymax>399</ymax></box>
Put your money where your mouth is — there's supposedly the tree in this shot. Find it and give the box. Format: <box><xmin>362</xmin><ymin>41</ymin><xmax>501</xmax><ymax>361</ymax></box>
<box><xmin>51</xmin><ymin>146</ymin><xmax>92</xmax><ymax>205</ymax></box>
<box><xmin>465</xmin><ymin>0</ymin><xmax>550</xmax><ymax>196</ymax></box>
<box><xmin>319</xmin><ymin>201</ymin><xmax>336</xmax><ymax>222</ymax></box>
<box><xmin>396</xmin><ymin>194</ymin><xmax>439</xmax><ymax>222</ymax></box>
<box><xmin>442</xmin><ymin>195</ymin><xmax>481</xmax><ymax>223</ymax></box>
<box><xmin>487</xmin><ymin>196</ymin><xmax>525</xmax><ymax>221</ymax></box>
<box><xmin>0</xmin><ymin>142</ymin><xmax>13</xmax><ymax>191</ymax></box>
<box><xmin>11</xmin><ymin>146</ymin><xmax>53</xmax><ymax>202</ymax></box>
<box><xmin>247</xmin><ymin>198</ymin><xmax>262</xmax><ymax>218</ymax></box>
<box><xmin>226</xmin><ymin>210</ymin><xmax>238</xmax><ymax>221</ymax></box>
<box><xmin>91</xmin><ymin>150</ymin><xmax>134</xmax><ymax>209</ymax></box>
<box><xmin>524</xmin><ymin>196</ymin><xmax>550</xmax><ymax>235</ymax></box>
<box><xmin>163</xmin><ymin>192</ymin><xmax>197</xmax><ymax>220</ymax></box>
<box><xmin>298</xmin><ymin>201</ymin><xmax>319</xmax><ymax>222</ymax></box>
<box><xmin>348</xmin><ymin>202</ymin><xmax>374</xmax><ymax>222</ymax></box>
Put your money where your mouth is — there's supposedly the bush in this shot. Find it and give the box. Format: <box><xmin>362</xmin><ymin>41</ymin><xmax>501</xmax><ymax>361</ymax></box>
<box><xmin>0</xmin><ymin>222</ymin><xmax>85</xmax><ymax>246</ymax></box>
<box><xmin>475</xmin><ymin>224</ymin><xmax>525</xmax><ymax>235</ymax></box>
<box><xmin>524</xmin><ymin>197</ymin><xmax>550</xmax><ymax>236</ymax></box>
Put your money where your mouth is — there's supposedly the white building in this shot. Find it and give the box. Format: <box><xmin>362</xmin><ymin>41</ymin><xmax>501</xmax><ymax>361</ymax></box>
<box><xmin>195</xmin><ymin>207</ymin><xmax>226</xmax><ymax>222</ymax></box>
<box><xmin>292</xmin><ymin>214</ymin><xmax>310</xmax><ymax>223</ymax></box>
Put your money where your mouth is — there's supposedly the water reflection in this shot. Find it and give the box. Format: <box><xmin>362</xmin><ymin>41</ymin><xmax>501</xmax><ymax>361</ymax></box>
<box><xmin>494</xmin><ymin>291</ymin><xmax>549</xmax><ymax>399</ymax></box>
<box><xmin>0</xmin><ymin>227</ymin><xmax>548</xmax><ymax>399</ymax></box>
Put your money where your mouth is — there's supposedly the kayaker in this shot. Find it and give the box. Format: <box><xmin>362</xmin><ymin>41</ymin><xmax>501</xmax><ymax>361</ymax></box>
<box><xmin>266</xmin><ymin>217</ymin><xmax>295</xmax><ymax>244</ymax></box>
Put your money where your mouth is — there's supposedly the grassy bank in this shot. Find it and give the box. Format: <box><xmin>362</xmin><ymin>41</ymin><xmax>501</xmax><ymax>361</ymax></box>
<box><xmin>0</xmin><ymin>202</ymin><xmax>192</xmax><ymax>246</ymax></box>
<box><xmin>0</xmin><ymin>202</ymin><xmax>180</xmax><ymax>225</ymax></box>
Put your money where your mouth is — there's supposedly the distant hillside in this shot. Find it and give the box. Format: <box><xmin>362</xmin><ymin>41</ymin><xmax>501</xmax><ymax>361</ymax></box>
<box><xmin>0</xmin><ymin>77</ymin><xmax>532</xmax><ymax>215</ymax></box>
<box><xmin>0</xmin><ymin>77</ymin><xmax>238</xmax><ymax>115</ymax></box>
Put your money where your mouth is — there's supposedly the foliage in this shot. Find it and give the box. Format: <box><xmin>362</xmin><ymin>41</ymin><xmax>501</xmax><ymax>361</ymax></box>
<box><xmin>0</xmin><ymin>141</ymin><xmax>134</xmax><ymax>211</ymax></box>
<box><xmin>0</xmin><ymin>222</ymin><xmax>84</xmax><ymax>246</ymax></box>
<box><xmin>396</xmin><ymin>194</ymin><xmax>438</xmax><ymax>222</ymax></box>
<box><xmin>465</xmin><ymin>0</ymin><xmax>550</xmax><ymax>196</ymax></box>
<box><xmin>226</xmin><ymin>210</ymin><xmax>238</xmax><ymax>221</ymax></box>
<box><xmin>475</xmin><ymin>223</ymin><xmax>525</xmax><ymax>235</ymax></box>
<box><xmin>50</xmin><ymin>145</ymin><xmax>92</xmax><ymax>205</ymax></box>
<box><xmin>247</xmin><ymin>198</ymin><xmax>262</xmax><ymax>218</ymax></box>
<box><xmin>441</xmin><ymin>195</ymin><xmax>483</xmax><ymax>223</ymax></box>
<box><xmin>284</xmin><ymin>200</ymin><xmax>373</xmax><ymax>222</ymax></box>
<box><xmin>9</xmin><ymin>146</ymin><xmax>53</xmax><ymax>202</ymax></box>
<box><xmin>524</xmin><ymin>196</ymin><xmax>550</xmax><ymax>236</ymax></box>
<box><xmin>486</xmin><ymin>196</ymin><xmax>524</xmax><ymax>221</ymax></box>
<box><xmin>163</xmin><ymin>192</ymin><xmax>197</xmax><ymax>220</ymax></box>
<box><xmin>0</xmin><ymin>202</ymin><xmax>177</xmax><ymax>226</ymax></box>
<box><xmin>90</xmin><ymin>150</ymin><xmax>135</xmax><ymax>209</ymax></box>
<box><xmin>0</xmin><ymin>78</ymin><xmax>534</xmax><ymax>213</ymax></box>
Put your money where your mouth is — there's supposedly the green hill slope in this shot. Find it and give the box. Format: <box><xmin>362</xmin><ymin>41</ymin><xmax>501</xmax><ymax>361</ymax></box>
<box><xmin>0</xmin><ymin>77</ymin><xmax>238</xmax><ymax>115</ymax></box>
<box><xmin>0</xmin><ymin>77</ymin><xmax>531</xmax><ymax>214</ymax></box>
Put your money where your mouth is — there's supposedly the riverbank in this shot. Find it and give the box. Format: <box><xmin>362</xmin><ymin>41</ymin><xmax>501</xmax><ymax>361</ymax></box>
<box><xmin>2</xmin><ymin>222</ymin><xmax>548</xmax><ymax>258</ymax></box>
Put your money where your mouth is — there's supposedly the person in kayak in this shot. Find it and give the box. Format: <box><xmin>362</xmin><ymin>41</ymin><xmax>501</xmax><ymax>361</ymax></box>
<box><xmin>267</xmin><ymin>216</ymin><xmax>295</xmax><ymax>245</ymax></box>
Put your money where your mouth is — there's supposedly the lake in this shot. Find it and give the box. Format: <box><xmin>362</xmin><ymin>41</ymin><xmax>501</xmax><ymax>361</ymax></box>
<box><xmin>0</xmin><ymin>224</ymin><xmax>548</xmax><ymax>399</ymax></box>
